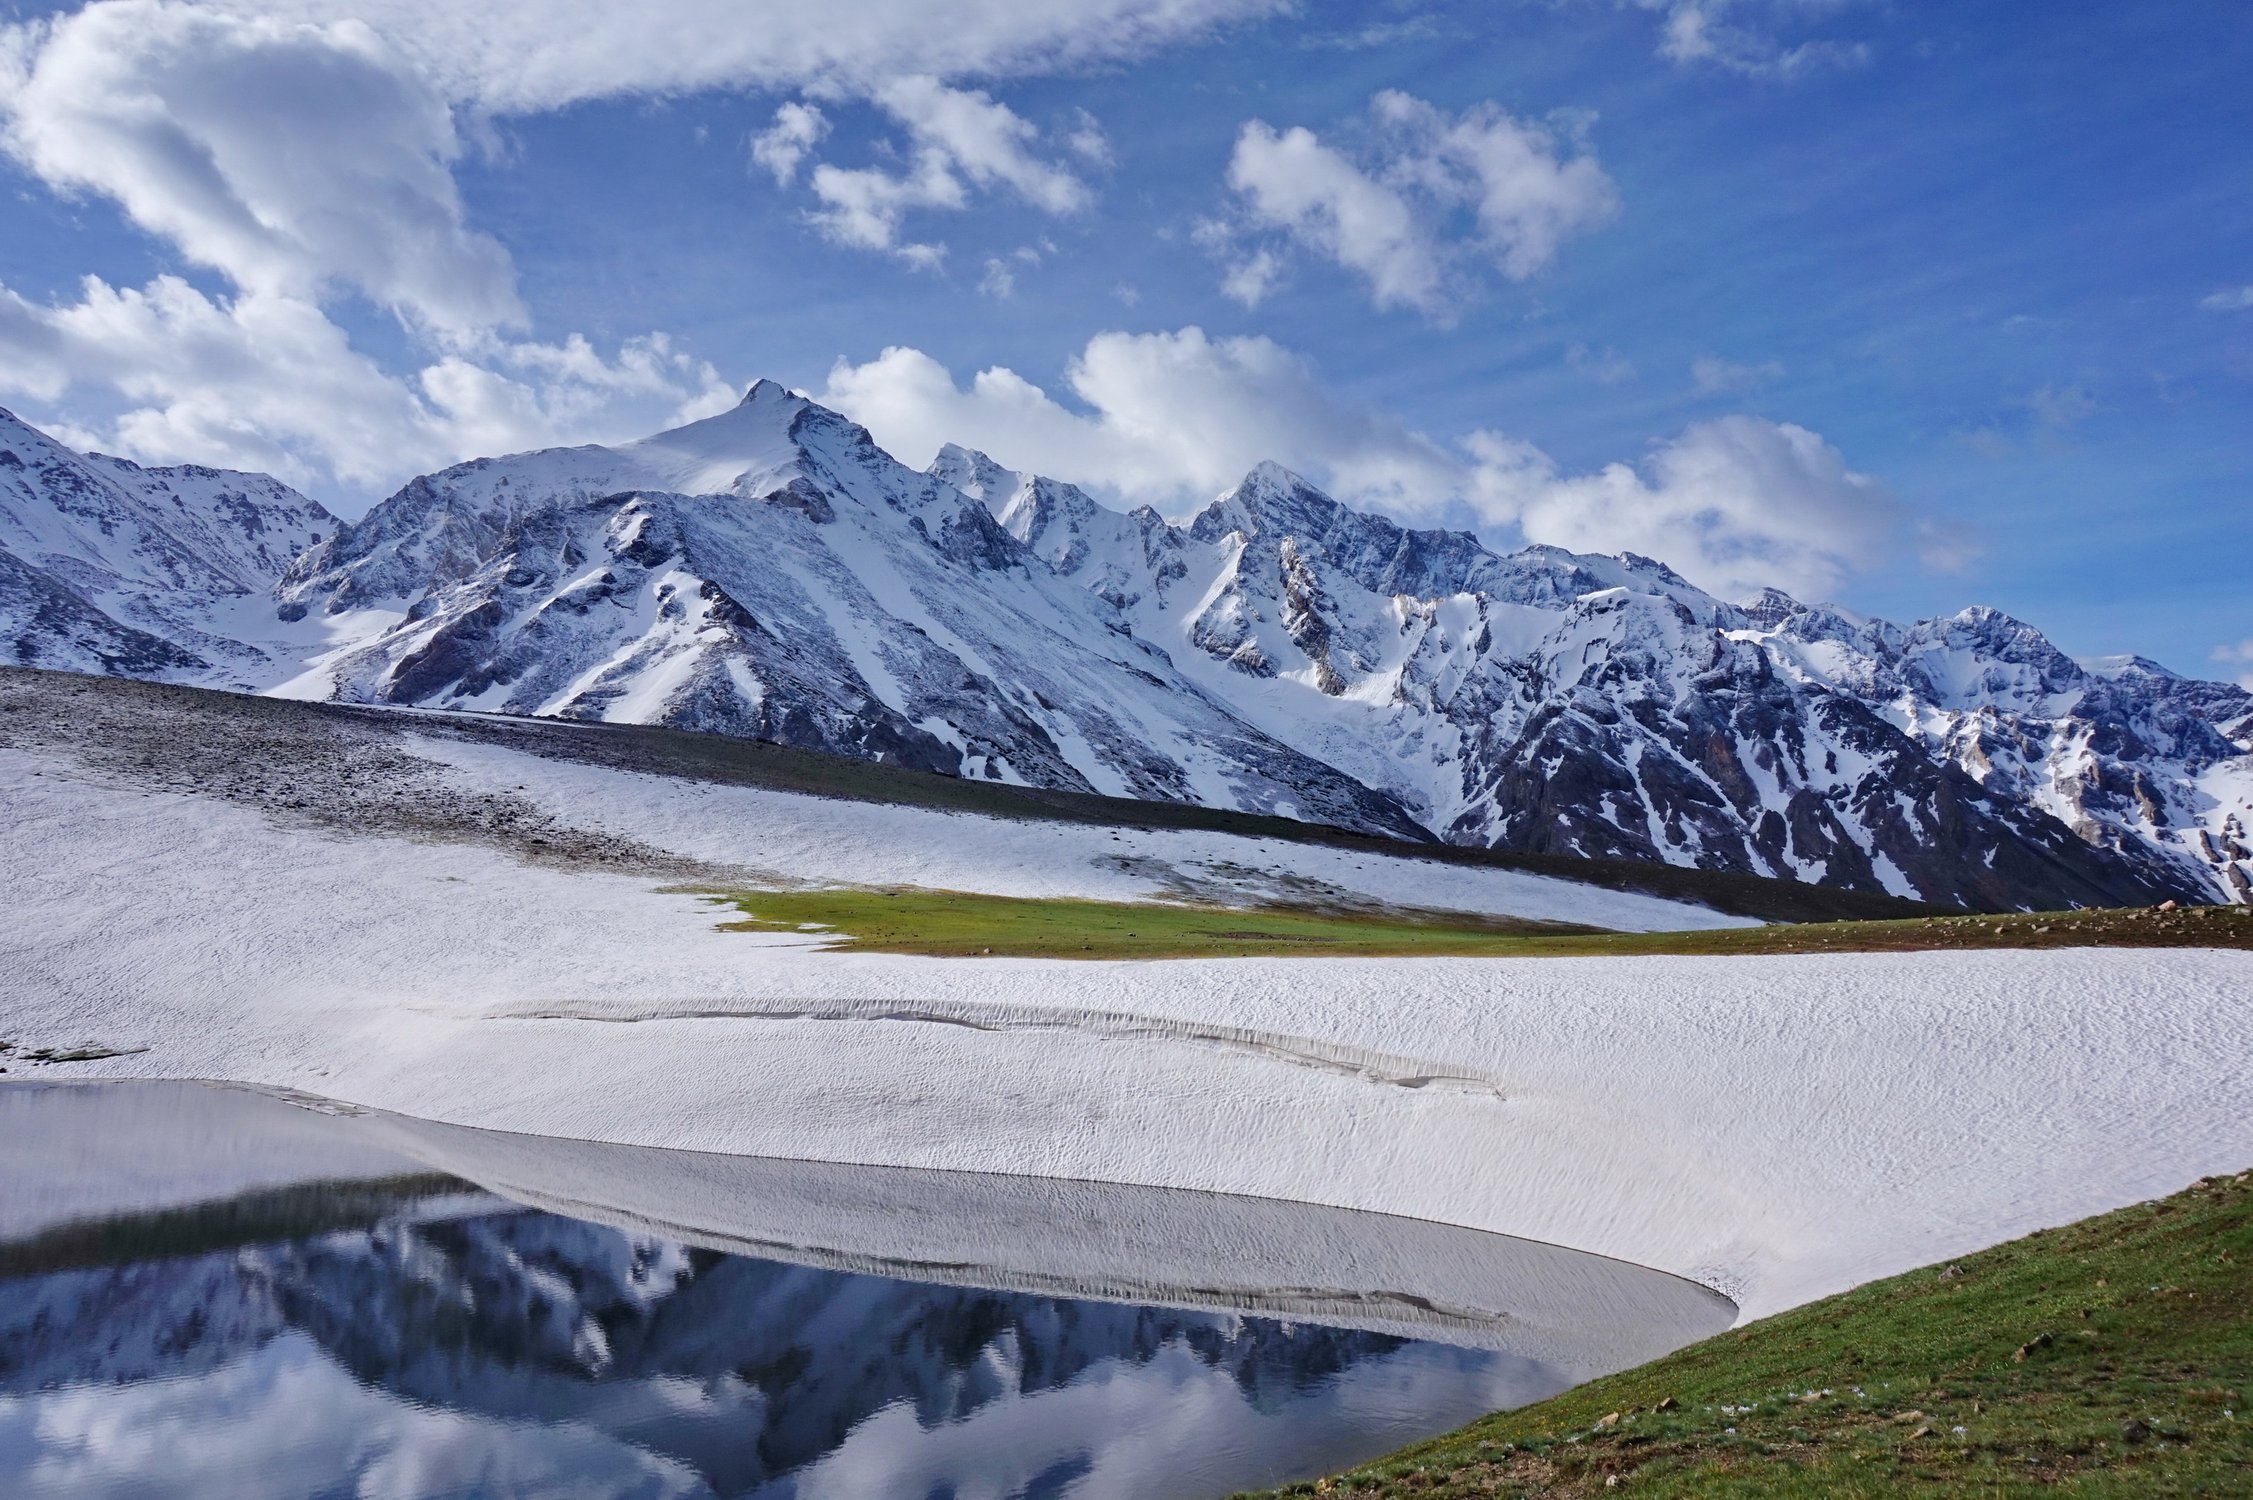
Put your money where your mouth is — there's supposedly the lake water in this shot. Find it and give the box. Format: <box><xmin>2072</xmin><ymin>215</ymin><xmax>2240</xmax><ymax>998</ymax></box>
<box><xmin>0</xmin><ymin>1081</ymin><xmax>1733</xmax><ymax>1499</ymax></box>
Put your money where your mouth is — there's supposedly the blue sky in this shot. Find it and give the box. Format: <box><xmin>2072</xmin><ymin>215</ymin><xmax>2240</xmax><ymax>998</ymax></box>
<box><xmin>0</xmin><ymin>0</ymin><xmax>2247</xmax><ymax>676</ymax></box>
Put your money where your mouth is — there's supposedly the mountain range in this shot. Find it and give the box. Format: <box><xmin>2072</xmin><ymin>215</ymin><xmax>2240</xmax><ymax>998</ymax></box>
<box><xmin>3</xmin><ymin>386</ymin><xmax>2246</xmax><ymax>912</ymax></box>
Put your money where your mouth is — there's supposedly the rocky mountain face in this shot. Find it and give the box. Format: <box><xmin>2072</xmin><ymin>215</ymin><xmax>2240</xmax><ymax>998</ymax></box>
<box><xmin>1</xmin><ymin>390</ymin><xmax>2246</xmax><ymax>910</ymax></box>
<box><xmin>945</xmin><ymin>450</ymin><xmax>2250</xmax><ymax>909</ymax></box>
<box><xmin>0</xmin><ymin>407</ymin><xmax>334</xmax><ymax>685</ymax></box>
<box><xmin>273</xmin><ymin>380</ymin><xmax>1425</xmax><ymax>838</ymax></box>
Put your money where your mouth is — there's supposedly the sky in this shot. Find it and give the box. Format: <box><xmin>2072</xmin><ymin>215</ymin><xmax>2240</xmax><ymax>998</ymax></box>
<box><xmin>0</xmin><ymin>0</ymin><xmax>2247</xmax><ymax>679</ymax></box>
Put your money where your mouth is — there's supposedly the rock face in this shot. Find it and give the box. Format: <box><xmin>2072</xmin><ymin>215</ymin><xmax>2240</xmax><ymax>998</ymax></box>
<box><xmin>950</xmin><ymin>450</ymin><xmax>2249</xmax><ymax>909</ymax></box>
<box><xmin>275</xmin><ymin>382</ymin><xmax>1427</xmax><ymax>839</ymax></box>
<box><xmin>2</xmin><ymin>388</ymin><xmax>2248</xmax><ymax>910</ymax></box>
<box><xmin>0</xmin><ymin>406</ymin><xmax>334</xmax><ymax>685</ymax></box>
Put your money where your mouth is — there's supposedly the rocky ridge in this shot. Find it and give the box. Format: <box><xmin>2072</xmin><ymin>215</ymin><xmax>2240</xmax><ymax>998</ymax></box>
<box><xmin>1</xmin><ymin>388</ymin><xmax>2245</xmax><ymax>911</ymax></box>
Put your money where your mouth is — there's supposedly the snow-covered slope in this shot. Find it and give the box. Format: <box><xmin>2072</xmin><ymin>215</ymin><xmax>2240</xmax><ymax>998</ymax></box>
<box><xmin>5</xmin><ymin>720</ymin><xmax>2250</xmax><ymax>1317</ymax></box>
<box><xmin>0</xmin><ymin>406</ymin><xmax>334</xmax><ymax>683</ymax></box>
<box><xmin>1</xmin><ymin>390</ymin><xmax>2245</xmax><ymax>908</ymax></box>
<box><xmin>271</xmin><ymin>382</ymin><xmax>1424</xmax><ymax>838</ymax></box>
<box><xmin>944</xmin><ymin>448</ymin><xmax>2252</xmax><ymax>908</ymax></box>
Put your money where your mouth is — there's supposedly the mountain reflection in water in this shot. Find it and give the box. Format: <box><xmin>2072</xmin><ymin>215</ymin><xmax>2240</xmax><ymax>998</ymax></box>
<box><xmin>0</xmin><ymin>1082</ymin><xmax>1732</xmax><ymax>1499</ymax></box>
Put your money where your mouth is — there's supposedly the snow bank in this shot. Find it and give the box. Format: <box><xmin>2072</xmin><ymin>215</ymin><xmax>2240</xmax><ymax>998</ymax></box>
<box><xmin>401</xmin><ymin>732</ymin><xmax>1753</xmax><ymax>932</ymax></box>
<box><xmin>5</xmin><ymin>746</ymin><xmax>2250</xmax><ymax>1317</ymax></box>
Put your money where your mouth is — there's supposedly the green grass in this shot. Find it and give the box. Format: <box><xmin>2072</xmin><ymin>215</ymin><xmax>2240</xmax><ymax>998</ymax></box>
<box><xmin>711</xmin><ymin>886</ymin><xmax>1606</xmax><ymax>959</ymax></box>
<box><xmin>709</xmin><ymin>886</ymin><xmax>2253</xmax><ymax>961</ymax></box>
<box><xmin>1239</xmin><ymin>1170</ymin><xmax>2253</xmax><ymax>1498</ymax></box>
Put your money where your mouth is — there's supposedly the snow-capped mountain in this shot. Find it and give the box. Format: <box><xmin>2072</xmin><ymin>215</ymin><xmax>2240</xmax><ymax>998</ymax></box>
<box><xmin>943</xmin><ymin>447</ymin><xmax>2250</xmax><ymax>908</ymax></box>
<box><xmin>273</xmin><ymin>381</ymin><xmax>1425</xmax><ymax>837</ymax></box>
<box><xmin>0</xmin><ymin>406</ymin><xmax>334</xmax><ymax>684</ymax></box>
<box><xmin>2</xmin><ymin>389</ymin><xmax>2246</xmax><ymax>910</ymax></box>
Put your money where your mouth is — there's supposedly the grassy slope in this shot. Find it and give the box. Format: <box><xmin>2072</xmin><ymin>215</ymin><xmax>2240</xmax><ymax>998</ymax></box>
<box><xmin>713</xmin><ymin>887</ymin><xmax>2253</xmax><ymax>961</ymax></box>
<box><xmin>1243</xmin><ymin>1170</ymin><xmax>2253</xmax><ymax>1498</ymax></box>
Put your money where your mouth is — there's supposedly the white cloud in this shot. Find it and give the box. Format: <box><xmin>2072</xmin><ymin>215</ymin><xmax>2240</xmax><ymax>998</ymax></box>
<box><xmin>1630</xmin><ymin>0</ymin><xmax>1871</xmax><ymax>79</ymax></box>
<box><xmin>784</xmin><ymin>80</ymin><xmax>1095</xmax><ymax>258</ymax></box>
<box><xmin>806</xmin><ymin>149</ymin><xmax>965</xmax><ymax>261</ymax></box>
<box><xmin>875</xmin><ymin>76</ymin><xmax>1091</xmax><ymax>214</ymax></box>
<box><xmin>976</xmin><ymin>243</ymin><xmax>1050</xmax><ymax>298</ymax></box>
<box><xmin>1064</xmin><ymin>107</ymin><xmax>1112</xmax><ymax>166</ymax></box>
<box><xmin>0</xmin><ymin>274</ymin><xmax>732</xmax><ymax>495</ymax></box>
<box><xmin>1691</xmin><ymin>354</ymin><xmax>1782</xmax><ymax>393</ymax></box>
<box><xmin>1465</xmin><ymin>414</ymin><xmax>1899</xmax><ymax>599</ymax></box>
<box><xmin>2214</xmin><ymin>640</ymin><xmax>2253</xmax><ymax>692</ymax></box>
<box><xmin>1226</xmin><ymin>122</ymin><xmax>1442</xmax><ymax>312</ymax></box>
<box><xmin>211</xmin><ymin>0</ymin><xmax>1285</xmax><ymax>114</ymax></box>
<box><xmin>0</xmin><ymin>275</ymin><xmax>433</xmax><ymax>485</ymax></box>
<box><xmin>751</xmin><ymin>101</ymin><xmax>829</xmax><ymax>185</ymax></box>
<box><xmin>2</xmin><ymin>0</ymin><xmax>518</xmax><ymax>335</ymax></box>
<box><xmin>1218</xmin><ymin>245</ymin><xmax>1287</xmax><ymax>306</ymax></box>
<box><xmin>2200</xmin><ymin>285</ymin><xmax>2253</xmax><ymax>312</ymax></box>
<box><xmin>1213</xmin><ymin>91</ymin><xmax>1617</xmax><ymax>317</ymax></box>
<box><xmin>822</xmin><ymin>329</ymin><xmax>1462</xmax><ymax>510</ymax></box>
<box><xmin>0</xmin><ymin>0</ymin><xmax>1273</xmax><ymax>493</ymax></box>
<box><xmin>822</xmin><ymin>327</ymin><xmax>1902</xmax><ymax>599</ymax></box>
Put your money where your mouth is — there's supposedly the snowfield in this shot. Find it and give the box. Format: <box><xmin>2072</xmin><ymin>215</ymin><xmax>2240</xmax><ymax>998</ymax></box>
<box><xmin>404</xmin><ymin>732</ymin><xmax>1752</xmax><ymax>930</ymax></box>
<box><xmin>6</xmin><ymin>723</ymin><xmax>2250</xmax><ymax>1323</ymax></box>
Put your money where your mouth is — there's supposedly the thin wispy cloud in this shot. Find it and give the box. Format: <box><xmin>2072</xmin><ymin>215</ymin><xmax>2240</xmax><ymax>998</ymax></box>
<box><xmin>1628</xmin><ymin>0</ymin><xmax>1873</xmax><ymax>79</ymax></box>
<box><xmin>1691</xmin><ymin>355</ymin><xmax>1783</xmax><ymax>394</ymax></box>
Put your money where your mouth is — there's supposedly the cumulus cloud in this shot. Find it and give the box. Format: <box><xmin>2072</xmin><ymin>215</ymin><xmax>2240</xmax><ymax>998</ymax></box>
<box><xmin>0</xmin><ymin>275</ymin><xmax>732</xmax><ymax>492</ymax></box>
<box><xmin>1464</xmin><ymin>414</ymin><xmax>1899</xmax><ymax>599</ymax></box>
<box><xmin>0</xmin><ymin>0</ymin><xmax>1262</xmax><ymax>494</ymax></box>
<box><xmin>2</xmin><ymin>0</ymin><xmax>517</xmax><ymax>335</ymax></box>
<box><xmin>1211</xmin><ymin>91</ymin><xmax>1617</xmax><ymax>317</ymax></box>
<box><xmin>1629</xmin><ymin>0</ymin><xmax>1872</xmax><ymax>79</ymax></box>
<box><xmin>751</xmin><ymin>101</ymin><xmax>829</xmax><ymax>185</ymax></box>
<box><xmin>822</xmin><ymin>327</ymin><xmax>1903</xmax><ymax>599</ymax></box>
<box><xmin>822</xmin><ymin>328</ymin><xmax>1456</xmax><ymax>508</ymax></box>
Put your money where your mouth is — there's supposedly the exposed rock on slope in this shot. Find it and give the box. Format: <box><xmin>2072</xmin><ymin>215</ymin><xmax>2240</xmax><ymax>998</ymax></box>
<box><xmin>946</xmin><ymin>449</ymin><xmax>2248</xmax><ymax>908</ymax></box>
<box><xmin>275</xmin><ymin>382</ymin><xmax>1427</xmax><ymax>839</ymax></box>
<box><xmin>2</xmin><ymin>389</ymin><xmax>2246</xmax><ymax>909</ymax></box>
<box><xmin>0</xmin><ymin>407</ymin><xmax>333</xmax><ymax>683</ymax></box>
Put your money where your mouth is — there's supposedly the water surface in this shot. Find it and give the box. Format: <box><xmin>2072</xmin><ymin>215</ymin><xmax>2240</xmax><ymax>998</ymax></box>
<box><xmin>0</xmin><ymin>1081</ymin><xmax>1732</xmax><ymax>1499</ymax></box>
